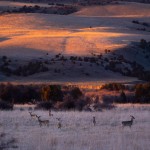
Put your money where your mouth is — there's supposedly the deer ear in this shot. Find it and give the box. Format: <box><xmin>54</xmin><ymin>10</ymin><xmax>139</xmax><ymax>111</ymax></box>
<box><xmin>130</xmin><ymin>115</ymin><xmax>135</xmax><ymax>119</ymax></box>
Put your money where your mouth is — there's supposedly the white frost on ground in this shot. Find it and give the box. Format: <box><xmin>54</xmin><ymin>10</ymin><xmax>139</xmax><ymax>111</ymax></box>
<box><xmin>0</xmin><ymin>105</ymin><xmax>150</xmax><ymax>150</ymax></box>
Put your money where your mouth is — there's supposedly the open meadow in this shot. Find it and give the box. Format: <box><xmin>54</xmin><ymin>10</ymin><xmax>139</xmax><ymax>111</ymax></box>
<box><xmin>0</xmin><ymin>105</ymin><xmax>150</xmax><ymax>150</ymax></box>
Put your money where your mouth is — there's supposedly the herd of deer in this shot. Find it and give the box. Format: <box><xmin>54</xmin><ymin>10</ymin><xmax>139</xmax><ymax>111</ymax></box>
<box><xmin>29</xmin><ymin>111</ymin><xmax>62</xmax><ymax>128</ymax></box>
<box><xmin>29</xmin><ymin>111</ymin><xmax>135</xmax><ymax>128</ymax></box>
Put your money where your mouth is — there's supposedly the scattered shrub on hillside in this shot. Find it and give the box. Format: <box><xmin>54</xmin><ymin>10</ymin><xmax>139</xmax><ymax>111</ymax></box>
<box><xmin>2</xmin><ymin>56</ymin><xmax>7</xmax><ymax>61</ymax></box>
<box><xmin>138</xmin><ymin>71</ymin><xmax>150</xmax><ymax>81</ymax></box>
<box><xmin>140</xmin><ymin>39</ymin><xmax>148</xmax><ymax>49</ymax></box>
<box><xmin>13</xmin><ymin>61</ymin><xmax>49</xmax><ymax>76</ymax></box>
<box><xmin>0</xmin><ymin>57</ymin><xmax>49</xmax><ymax>76</ymax></box>
<box><xmin>0</xmin><ymin>65</ymin><xmax>12</xmax><ymax>76</ymax></box>
<box><xmin>132</xmin><ymin>20</ymin><xmax>139</xmax><ymax>24</ymax></box>
<box><xmin>8</xmin><ymin>4</ymin><xmax>78</xmax><ymax>15</ymax></box>
<box><xmin>139</xmin><ymin>39</ymin><xmax>150</xmax><ymax>51</ymax></box>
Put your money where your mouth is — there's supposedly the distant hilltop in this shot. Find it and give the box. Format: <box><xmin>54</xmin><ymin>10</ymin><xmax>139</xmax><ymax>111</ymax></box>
<box><xmin>3</xmin><ymin>0</ymin><xmax>150</xmax><ymax>4</ymax></box>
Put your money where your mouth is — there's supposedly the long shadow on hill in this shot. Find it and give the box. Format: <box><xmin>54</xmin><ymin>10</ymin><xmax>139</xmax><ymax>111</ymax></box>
<box><xmin>0</xmin><ymin>41</ymin><xmax>149</xmax><ymax>83</ymax></box>
<box><xmin>0</xmin><ymin>46</ymin><xmax>56</xmax><ymax>58</ymax></box>
<box><xmin>102</xmin><ymin>41</ymin><xmax>150</xmax><ymax>81</ymax></box>
<box><xmin>0</xmin><ymin>37</ymin><xmax>11</xmax><ymax>43</ymax></box>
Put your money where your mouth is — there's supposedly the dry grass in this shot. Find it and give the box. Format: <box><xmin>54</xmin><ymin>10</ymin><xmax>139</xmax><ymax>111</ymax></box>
<box><xmin>0</xmin><ymin>105</ymin><xmax>150</xmax><ymax>150</ymax></box>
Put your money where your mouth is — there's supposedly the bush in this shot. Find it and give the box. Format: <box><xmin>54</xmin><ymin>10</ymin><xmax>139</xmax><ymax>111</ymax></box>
<box><xmin>35</xmin><ymin>101</ymin><xmax>52</xmax><ymax>110</ymax></box>
<box><xmin>101</xmin><ymin>83</ymin><xmax>125</xmax><ymax>91</ymax></box>
<box><xmin>140</xmin><ymin>39</ymin><xmax>148</xmax><ymax>49</ymax></box>
<box><xmin>138</xmin><ymin>71</ymin><xmax>150</xmax><ymax>81</ymax></box>
<box><xmin>120</xmin><ymin>91</ymin><xmax>127</xmax><ymax>103</ymax></box>
<box><xmin>62</xmin><ymin>95</ymin><xmax>75</xmax><ymax>110</ymax></box>
<box><xmin>101</xmin><ymin>96</ymin><xmax>115</xmax><ymax>109</ymax></box>
<box><xmin>70</xmin><ymin>87</ymin><xmax>83</xmax><ymax>99</ymax></box>
<box><xmin>75</xmin><ymin>98</ymin><xmax>87</xmax><ymax>111</ymax></box>
<box><xmin>132</xmin><ymin>20</ymin><xmax>139</xmax><ymax>24</ymax></box>
<box><xmin>13</xmin><ymin>61</ymin><xmax>49</xmax><ymax>76</ymax></box>
<box><xmin>41</xmin><ymin>85</ymin><xmax>63</xmax><ymax>102</ymax></box>
<box><xmin>2</xmin><ymin>56</ymin><xmax>7</xmax><ymax>61</ymax></box>
<box><xmin>135</xmin><ymin>83</ymin><xmax>150</xmax><ymax>103</ymax></box>
<box><xmin>0</xmin><ymin>101</ymin><xmax>13</xmax><ymax>110</ymax></box>
<box><xmin>54</xmin><ymin>95</ymin><xmax>90</xmax><ymax>111</ymax></box>
<box><xmin>102</xmin><ymin>92</ymin><xmax>137</xmax><ymax>104</ymax></box>
<box><xmin>0</xmin><ymin>83</ymin><xmax>40</xmax><ymax>104</ymax></box>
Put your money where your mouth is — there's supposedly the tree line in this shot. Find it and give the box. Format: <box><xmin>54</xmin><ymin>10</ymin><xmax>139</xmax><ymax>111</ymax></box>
<box><xmin>0</xmin><ymin>82</ymin><xmax>150</xmax><ymax>110</ymax></box>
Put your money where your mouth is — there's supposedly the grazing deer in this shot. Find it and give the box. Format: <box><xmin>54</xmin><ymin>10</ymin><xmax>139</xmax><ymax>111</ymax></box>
<box><xmin>37</xmin><ymin>116</ymin><xmax>49</xmax><ymax>127</ymax></box>
<box><xmin>56</xmin><ymin>118</ymin><xmax>62</xmax><ymax>129</ymax></box>
<box><xmin>93</xmin><ymin>116</ymin><xmax>96</xmax><ymax>126</ymax></box>
<box><xmin>122</xmin><ymin>115</ymin><xmax>135</xmax><ymax>128</ymax></box>
<box><xmin>29</xmin><ymin>112</ymin><xmax>37</xmax><ymax>119</ymax></box>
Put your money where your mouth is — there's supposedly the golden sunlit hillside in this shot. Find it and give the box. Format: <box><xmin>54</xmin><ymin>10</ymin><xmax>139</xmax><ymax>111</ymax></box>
<box><xmin>0</xmin><ymin>1</ymin><xmax>150</xmax><ymax>83</ymax></box>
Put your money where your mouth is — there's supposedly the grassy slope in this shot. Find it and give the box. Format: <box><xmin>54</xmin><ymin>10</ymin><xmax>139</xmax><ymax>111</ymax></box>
<box><xmin>0</xmin><ymin>1</ymin><xmax>150</xmax><ymax>83</ymax></box>
<box><xmin>74</xmin><ymin>2</ymin><xmax>150</xmax><ymax>17</ymax></box>
<box><xmin>0</xmin><ymin>1</ymin><xmax>150</xmax><ymax>58</ymax></box>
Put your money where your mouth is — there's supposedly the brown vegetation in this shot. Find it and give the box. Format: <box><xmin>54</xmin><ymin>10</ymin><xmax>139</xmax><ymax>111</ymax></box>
<box><xmin>0</xmin><ymin>82</ymin><xmax>149</xmax><ymax>111</ymax></box>
<box><xmin>1</xmin><ymin>4</ymin><xmax>78</xmax><ymax>15</ymax></box>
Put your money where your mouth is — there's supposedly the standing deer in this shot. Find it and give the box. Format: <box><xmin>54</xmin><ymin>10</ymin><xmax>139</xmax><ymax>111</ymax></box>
<box><xmin>56</xmin><ymin>118</ymin><xmax>62</xmax><ymax>129</ymax></box>
<box><xmin>49</xmin><ymin>109</ymin><xmax>53</xmax><ymax>116</ymax></box>
<box><xmin>29</xmin><ymin>112</ymin><xmax>37</xmax><ymax>119</ymax></box>
<box><xmin>36</xmin><ymin>116</ymin><xmax>49</xmax><ymax>127</ymax></box>
<box><xmin>93</xmin><ymin>116</ymin><xmax>96</xmax><ymax>126</ymax></box>
<box><xmin>122</xmin><ymin>115</ymin><xmax>135</xmax><ymax>128</ymax></box>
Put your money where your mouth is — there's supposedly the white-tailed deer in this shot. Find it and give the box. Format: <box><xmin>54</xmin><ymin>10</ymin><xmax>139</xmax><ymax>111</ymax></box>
<box><xmin>56</xmin><ymin>118</ymin><xmax>62</xmax><ymax>129</ymax></box>
<box><xmin>93</xmin><ymin>116</ymin><xmax>96</xmax><ymax>126</ymax></box>
<box><xmin>29</xmin><ymin>112</ymin><xmax>37</xmax><ymax>119</ymax></box>
<box><xmin>37</xmin><ymin>116</ymin><xmax>49</xmax><ymax>127</ymax></box>
<box><xmin>122</xmin><ymin>115</ymin><xmax>135</xmax><ymax>128</ymax></box>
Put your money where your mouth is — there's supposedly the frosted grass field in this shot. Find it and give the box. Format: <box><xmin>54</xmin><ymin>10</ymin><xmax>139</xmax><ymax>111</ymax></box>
<box><xmin>0</xmin><ymin>105</ymin><xmax>150</xmax><ymax>150</ymax></box>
